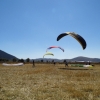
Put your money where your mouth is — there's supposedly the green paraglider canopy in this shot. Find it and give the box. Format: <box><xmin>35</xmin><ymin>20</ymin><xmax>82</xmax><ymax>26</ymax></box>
<box><xmin>43</xmin><ymin>52</ymin><xmax>54</xmax><ymax>58</ymax></box>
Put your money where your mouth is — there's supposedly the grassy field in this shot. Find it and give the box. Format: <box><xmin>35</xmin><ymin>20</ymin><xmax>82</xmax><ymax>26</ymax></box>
<box><xmin>0</xmin><ymin>63</ymin><xmax>100</xmax><ymax>100</ymax></box>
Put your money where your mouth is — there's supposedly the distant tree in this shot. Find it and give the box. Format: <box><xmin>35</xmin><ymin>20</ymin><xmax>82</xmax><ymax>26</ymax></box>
<box><xmin>41</xmin><ymin>60</ymin><xmax>43</xmax><ymax>63</ymax></box>
<box><xmin>1</xmin><ymin>58</ymin><xmax>7</xmax><ymax>62</ymax></box>
<box><xmin>6</xmin><ymin>59</ymin><xmax>9</xmax><ymax>61</ymax></box>
<box><xmin>63</xmin><ymin>59</ymin><xmax>66</xmax><ymax>63</ymax></box>
<box><xmin>0</xmin><ymin>58</ymin><xmax>3</xmax><ymax>62</ymax></box>
<box><xmin>13</xmin><ymin>58</ymin><xmax>17</xmax><ymax>62</ymax></box>
<box><xmin>5</xmin><ymin>59</ymin><xmax>9</xmax><ymax>62</ymax></box>
<box><xmin>18</xmin><ymin>59</ymin><xmax>21</xmax><ymax>62</ymax></box>
<box><xmin>20</xmin><ymin>59</ymin><xmax>24</xmax><ymax>63</ymax></box>
<box><xmin>26</xmin><ymin>58</ymin><xmax>30</xmax><ymax>63</ymax></box>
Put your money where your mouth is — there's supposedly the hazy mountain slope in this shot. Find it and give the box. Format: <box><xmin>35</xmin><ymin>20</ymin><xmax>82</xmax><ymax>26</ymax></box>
<box><xmin>0</xmin><ymin>50</ymin><xmax>18</xmax><ymax>60</ymax></box>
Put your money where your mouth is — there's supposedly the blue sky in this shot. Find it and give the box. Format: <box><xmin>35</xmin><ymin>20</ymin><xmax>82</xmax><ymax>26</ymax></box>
<box><xmin>0</xmin><ymin>0</ymin><xmax>100</xmax><ymax>59</ymax></box>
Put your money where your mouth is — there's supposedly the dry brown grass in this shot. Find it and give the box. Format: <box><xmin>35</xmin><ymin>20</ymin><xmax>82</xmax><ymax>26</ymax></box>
<box><xmin>0</xmin><ymin>63</ymin><xmax>100</xmax><ymax>100</ymax></box>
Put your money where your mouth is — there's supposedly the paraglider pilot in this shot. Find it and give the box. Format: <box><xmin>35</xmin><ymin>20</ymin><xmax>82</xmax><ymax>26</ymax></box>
<box><xmin>54</xmin><ymin>61</ymin><xmax>56</xmax><ymax>66</ymax></box>
<box><xmin>88</xmin><ymin>61</ymin><xmax>91</xmax><ymax>65</ymax></box>
<box><xmin>32</xmin><ymin>60</ymin><xmax>35</xmax><ymax>67</ymax></box>
<box><xmin>65</xmin><ymin>61</ymin><xmax>68</xmax><ymax>68</ymax></box>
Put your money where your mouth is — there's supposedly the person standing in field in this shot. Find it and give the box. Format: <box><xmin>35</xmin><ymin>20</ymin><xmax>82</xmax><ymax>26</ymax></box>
<box><xmin>54</xmin><ymin>61</ymin><xmax>56</xmax><ymax>66</ymax></box>
<box><xmin>32</xmin><ymin>60</ymin><xmax>35</xmax><ymax>67</ymax></box>
<box><xmin>52</xmin><ymin>60</ymin><xmax>56</xmax><ymax>66</ymax></box>
<box><xmin>65</xmin><ymin>61</ymin><xmax>68</xmax><ymax>68</ymax></box>
<box><xmin>88</xmin><ymin>61</ymin><xmax>91</xmax><ymax>65</ymax></box>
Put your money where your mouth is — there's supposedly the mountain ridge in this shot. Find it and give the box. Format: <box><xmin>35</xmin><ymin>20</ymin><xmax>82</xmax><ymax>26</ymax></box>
<box><xmin>0</xmin><ymin>50</ymin><xmax>18</xmax><ymax>60</ymax></box>
<box><xmin>33</xmin><ymin>56</ymin><xmax>100</xmax><ymax>62</ymax></box>
<box><xmin>0</xmin><ymin>50</ymin><xmax>100</xmax><ymax>62</ymax></box>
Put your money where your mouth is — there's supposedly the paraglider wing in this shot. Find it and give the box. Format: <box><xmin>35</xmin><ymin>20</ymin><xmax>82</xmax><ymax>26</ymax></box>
<box><xmin>43</xmin><ymin>52</ymin><xmax>54</xmax><ymax>58</ymax></box>
<box><xmin>46</xmin><ymin>46</ymin><xmax>64</xmax><ymax>52</ymax></box>
<box><xmin>57</xmin><ymin>32</ymin><xmax>86</xmax><ymax>50</ymax></box>
<box><xmin>69</xmin><ymin>33</ymin><xmax>86</xmax><ymax>50</ymax></box>
<box><xmin>58</xmin><ymin>47</ymin><xmax>64</xmax><ymax>52</ymax></box>
<box><xmin>57</xmin><ymin>33</ymin><xmax>68</xmax><ymax>41</ymax></box>
<box><xmin>46</xmin><ymin>46</ymin><xmax>55</xmax><ymax>52</ymax></box>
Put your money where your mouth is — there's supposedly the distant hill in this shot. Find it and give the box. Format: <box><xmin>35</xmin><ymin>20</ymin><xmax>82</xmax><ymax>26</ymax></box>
<box><xmin>0</xmin><ymin>50</ymin><xmax>100</xmax><ymax>62</ymax></box>
<box><xmin>33</xmin><ymin>56</ymin><xmax>100</xmax><ymax>62</ymax></box>
<box><xmin>0</xmin><ymin>50</ymin><xmax>18</xmax><ymax>60</ymax></box>
<box><xmin>70</xmin><ymin>56</ymin><xmax>100</xmax><ymax>62</ymax></box>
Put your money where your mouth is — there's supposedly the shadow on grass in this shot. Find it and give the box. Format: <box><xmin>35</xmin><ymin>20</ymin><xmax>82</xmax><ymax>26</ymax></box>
<box><xmin>58</xmin><ymin>67</ymin><xmax>93</xmax><ymax>70</ymax></box>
